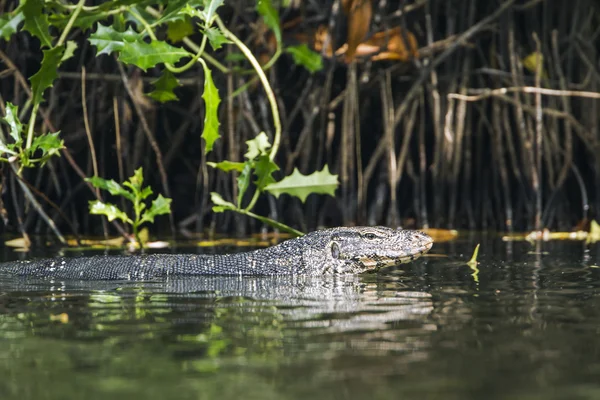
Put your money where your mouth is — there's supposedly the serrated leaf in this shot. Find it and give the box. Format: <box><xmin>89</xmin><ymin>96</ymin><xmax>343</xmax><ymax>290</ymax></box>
<box><xmin>207</xmin><ymin>161</ymin><xmax>245</xmax><ymax>172</ymax></box>
<box><xmin>167</xmin><ymin>17</ymin><xmax>194</xmax><ymax>42</ymax></box>
<box><xmin>210</xmin><ymin>192</ymin><xmax>236</xmax><ymax>213</ymax></box>
<box><xmin>254</xmin><ymin>155</ymin><xmax>278</xmax><ymax>190</ymax></box>
<box><xmin>0</xmin><ymin>11</ymin><xmax>24</xmax><ymax>41</ymax></box>
<box><xmin>244</xmin><ymin>132</ymin><xmax>271</xmax><ymax>160</ymax></box>
<box><xmin>89</xmin><ymin>24</ymin><xmax>140</xmax><ymax>56</ymax></box>
<box><xmin>257</xmin><ymin>0</ymin><xmax>281</xmax><ymax>43</ymax></box>
<box><xmin>119</xmin><ymin>40</ymin><xmax>190</xmax><ymax>71</ymax></box>
<box><xmin>22</xmin><ymin>0</ymin><xmax>54</xmax><ymax>48</ymax></box>
<box><xmin>28</xmin><ymin>131</ymin><xmax>64</xmax><ymax>164</ymax></box>
<box><xmin>140</xmin><ymin>194</ymin><xmax>172</xmax><ymax>224</ymax></box>
<box><xmin>86</xmin><ymin>176</ymin><xmax>135</xmax><ymax>201</ymax></box>
<box><xmin>61</xmin><ymin>41</ymin><xmax>78</xmax><ymax>62</ymax></box>
<box><xmin>286</xmin><ymin>44</ymin><xmax>323</xmax><ymax>73</ymax></box>
<box><xmin>29</xmin><ymin>46</ymin><xmax>65</xmax><ymax>105</ymax></box>
<box><xmin>2</xmin><ymin>102</ymin><xmax>23</xmax><ymax>143</ymax></box>
<box><xmin>203</xmin><ymin>26</ymin><xmax>230</xmax><ymax>51</ymax></box>
<box><xmin>237</xmin><ymin>162</ymin><xmax>252</xmax><ymax>207</ymax></box>
<box><xmin>125</xmin><ymin>167</ymin><xmax>144</xmax><ymax>192</ymax></box>
<box><xmin>89</xmin><ymin>200</ymin><xmax>131</xmax><ymax>223</ymax></box>
<box><xmin>264</xmin><ymin>165</ymin><xmax>339</xmax><ymax>203</ymax></box>
<box><xmin>201</xmin><ymin>62</ymin><xmax>221</xmax><ymax>154</ymax></box>
<box><xmin>147</xmin><ymin>70</ymin><xmax>181</xmax><ymax>103</ymax></box>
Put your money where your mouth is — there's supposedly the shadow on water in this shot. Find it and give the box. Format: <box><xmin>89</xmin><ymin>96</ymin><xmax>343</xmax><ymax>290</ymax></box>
<box><xmin>0</xmin><ymin>237</ymin><xmax>599</xmax><ymax>400</ymax></box>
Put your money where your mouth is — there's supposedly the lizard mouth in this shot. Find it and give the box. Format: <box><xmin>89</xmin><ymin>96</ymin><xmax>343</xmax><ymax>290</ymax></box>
<box><xmin>359</xmin><ymin>241</ymin><xmax>434</xmax><ymax>272</ymax></box>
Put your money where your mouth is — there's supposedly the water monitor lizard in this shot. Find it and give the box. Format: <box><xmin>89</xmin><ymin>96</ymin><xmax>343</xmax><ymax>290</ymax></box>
<box><xmin>0</xmin><ymin>226</ymin><xmax>433</xmax><ymax>280</ymax></box>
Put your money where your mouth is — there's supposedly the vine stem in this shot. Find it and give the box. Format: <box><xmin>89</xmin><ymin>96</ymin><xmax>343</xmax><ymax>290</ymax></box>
<box><xmin>56</xmin><ymin>0</ymin><xmax>86</xmax><ymax>47</ymax></box>
<box><xmin>215</xmin><ymin>16</ymin><xmax>282</xmax><ymax>212</ymax></box>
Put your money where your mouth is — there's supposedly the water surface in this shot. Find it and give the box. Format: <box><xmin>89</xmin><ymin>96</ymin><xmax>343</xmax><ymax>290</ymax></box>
<box><xmin>0</xmin><ymin>236</ymin><xmax>599</xmax><ymax>400</ymax></box>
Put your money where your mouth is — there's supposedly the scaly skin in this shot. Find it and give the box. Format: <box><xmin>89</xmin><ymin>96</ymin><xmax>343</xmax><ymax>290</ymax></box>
<box><xmin>0</xmin><ymin>227</ymin><xmax>433</xmax><ymax>280</ymax></box>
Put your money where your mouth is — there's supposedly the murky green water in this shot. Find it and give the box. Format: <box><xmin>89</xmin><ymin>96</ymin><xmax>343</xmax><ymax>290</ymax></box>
<box><xmin>0</xmin><ymin>236</ymin><xmax>599</xmax><ymax>400</ymax></box>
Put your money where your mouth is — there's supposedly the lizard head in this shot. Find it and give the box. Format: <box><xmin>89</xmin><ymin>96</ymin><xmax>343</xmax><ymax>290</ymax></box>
<box><xmin>302</xmin><ymin>226</ymin><xmax>434</xmax><ymax>274</ymax></box>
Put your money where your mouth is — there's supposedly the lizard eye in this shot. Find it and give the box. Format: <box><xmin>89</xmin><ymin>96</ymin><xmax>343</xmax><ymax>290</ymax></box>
<box><xmin>363</xmin><ymin>232</ymin><xmax>378</xmax><ymax>240</ymax></box>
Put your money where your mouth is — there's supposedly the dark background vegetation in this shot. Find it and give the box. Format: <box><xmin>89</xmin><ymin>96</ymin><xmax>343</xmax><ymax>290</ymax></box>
<box><xmin>1</xmin><ymin>0</ymin><xmax>599</xmax><ymax>238</ymax></box>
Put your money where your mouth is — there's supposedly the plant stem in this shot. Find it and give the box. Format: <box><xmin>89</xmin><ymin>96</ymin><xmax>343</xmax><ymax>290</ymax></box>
<box><xmin>25</xmin><ymin>102</ymin><xmax>39</xmax><ymax>149</ymax></box>
<box><xmin>215</xmin><ymin>16</ymin><xmax>282</xmax><ymax>212</ymax></box>
<box><xmin>56</xmin><ymin>0</ymin><xmax>86</xmax><ymax>47</ymax></box>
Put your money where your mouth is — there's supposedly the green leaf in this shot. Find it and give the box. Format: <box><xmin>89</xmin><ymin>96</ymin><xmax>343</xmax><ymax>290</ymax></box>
<box><xmin>207</xmin><ymin>161</ymin><xmax>245</xmax><ymax>172</ymax></box>
<box><xmin>119</xmin><ymin>40</ymin><xmax>190</xmax><ymax>72</ymax></box>
<box><xmin>244</xmin><ymin>132</ymin><xmax>271</xmax><ymax>160</ymax></box>
<box><xmin>89</xmin><ymin>200</ymin><xmax>131</xmax><ymax>223</ymax></box>
<box><xmin>29</xmin><ymin>46</ymin><xmax>65</xmax><ymax>105</ymax></box>
<box><xmin>0</xmin><ymin>11</ymin><xmax>24</xmax><ymax>41</ymax></box>
<box><xmin>28</xmin><ymin>131</ymin><xmax>64</xmax><ymax>165</ymax></box>
<box><xmin>253</xmin><ymin>155</ymin><xmax>279</xmax><ymax>190</ymax></box>
<box><xmin>0</xmin><ymin>141</ymin><xmax>17</xmax><ymax>156</ymax></box>
<box><xmin>61</xmin><ymin>41</ymin><xmax>78</xmax><ymax>62</ymax></box>
<box><xmin>2</xmin><ymin>102</ymin><xmax>23</xmax><ymax>143</ymax></box>
<box><xmin>89</xmin><ymin>23</ymin><xmax>139</xmax><ymax>56</ymax></box>
<box><xmin>237</xmin><ymin>162</ymin><xmax>252</xmax><ymax>208</ymax></box>
<box><xmin>257</xmin><ymin>0</ymin><xmax>281</xmax><ymax>43</ymax></box>
<box><xmin>167</xmin><ymin>17</ymin><xmax>195</xmax><ymax>42</ymax></box>
<box><xmin>86</xmin><ymin>176</ymin><xmax>135</xmax><ymax>202</ymax></box>
<box><xmin>125</xmin><ymin>167</ymin><xmax>144</xmax><ymax>193</ymax></box>
<box><xmin>22</xmin><ymin>0</ymin><xmax>54</xmax><ymax>48</ymax></box>
<box><xmin>147</xmin><ymin>70</ymin><xmax>181</xmax><ymax>102</ymax></box>
<box><xmin>140</xmin><ymin>194</ymin><xmax>172</xmax><ymax>224</ymax></box>
<box><xmin>202</xmin><ymin>0</ymin><xmax>225</xmax><ymax>24</ymax></box>
<box><xmin>203</xmin><ymin>26</ymin><xmax>230</xmax><ymax>51</ymax></box>
<box><xmin>210</xmin><ymin>192</ymin><xmax>236</xmax><ymax>213</ymax></box>
<box><xmin>157</xmin><ymin>0</ymin><xmax>204</xmax><ymax>24</ymax></box>
<box><xmin>286</xmin><ymin>44</ymin><xmax>323</xmax><ymax>73</ymax></box>
<box><xmin>200</xmin><ymin>62</ymin><xmax>221</xmax><ymax>154</ymax></box>
<box><xmin>264</xmin><ymin>165</ymin><xmax>339</xmax><ymax>203</ymax></box>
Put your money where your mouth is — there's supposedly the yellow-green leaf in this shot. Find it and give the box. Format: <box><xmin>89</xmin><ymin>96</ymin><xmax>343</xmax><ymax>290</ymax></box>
<box><xmin>286</xmin><ymin>44</ymin><xmax>323</xmax><ymax>73</ymax></box>
<box><xmin>89</xmin><ymin>200</ymin><xmax>131</xmax><ymax>223</ymax></box>
<box><xmin>210</xmin><ymin>192</ymin><xmax>235</xmax><ymax>213</ymax></box>
<box><xmin>207</xmin><ymin>161</ymin><xmax>245</xmax><ymax>172</ymax></box>
<box><xmin>201</xmin><ymin>62</ymin><xmax>221</xmax><ymax>154</ymax></box>
<box><xmin>264</xmin><ymin>165</ymin><xmax>339</xmax><ymax>203</ymax></box>
<box><xmin>244</xmin><ymin>132</ymin><xmax>271</xmax><ymax>160</ymax></box>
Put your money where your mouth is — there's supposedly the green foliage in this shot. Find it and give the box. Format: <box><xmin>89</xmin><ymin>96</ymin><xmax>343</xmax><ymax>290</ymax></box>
<box><xmin>147</xmin><ymin>70</ymin><xmax>181</xmax><ymax>102</ymax></box>
<box><xmin>30</xmin><ymin>46</ymin><xmax>65</xmax><ymax>105</ymax></box>
<box><xmin>264</xmin><ymin>166</ymin><xmax>338</xmax><ymax>203</ymax></box>
<box><xmin>286</xmin><ymin>44</ymin><xmax>323</xmax><ymax>73</ymax></box>
<box><xmin>8</xmin><ymin>0</ymin><xmax>337</xmax><ymax>238</ymax></box>
<box><xmin>201</xmin><ymin>60</ymin><xmax>221</xmax><ymax>153</ymax></box>
<box><xmin>86</xmin><ymin>168</ymin><xmax>172</xmax><ymax>245</ymax></box>
<box><xmin>22</xmin><ymin>0</ymin><xmax>53</xmax><ymax>48</ymax></box>
<box><xmin>0</xmin><ymin>102</ymin><xmax>64</xmax><ymax>168</ymax></box>
<box><xmin>118</xmin><ymin>40</ymin><xmax>191</xmax><ymax>71</ymax></box>
<box><xmin>0</xmin><ymin>11</ymin><xmax>24</xmax><ymax>41</ymax></box>
<box><xmin>89</xmin><ymin>24</ymin><xmax>139</xmax><ymax>55</ymax></box>
<box><xmin>209</xmin><ymin>133</ymin><xmax>339</xmax><ymax>235</ymax></box>
<box><xmin>257</xmin><ymin>0</ymin><xmax>281</xmax><ymax>43</ymax></box>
